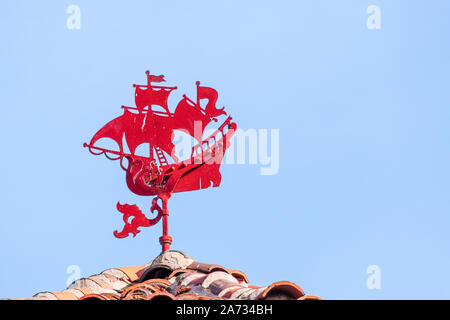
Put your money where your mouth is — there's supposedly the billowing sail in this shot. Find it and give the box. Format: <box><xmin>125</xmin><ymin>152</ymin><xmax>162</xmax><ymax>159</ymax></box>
<box><xmin>173</xmin><ymin>97</ymin><xmax>212</xmax><ymax>142</ymax></box>
<box><xmin>135</xmin><ymin>86</ymin><xmax>175</xmax><ymax>114</ymax></box>
<box><xmin>197</xmin><ymin>85</ymin><xmax>226</xmax><ymax>118</ymax></box>
<box><xmin>172</xmin><ymin>85</ymin><xmax>226</xmax><ymax>142</ymax></box>
<box><xmin>89</xmin><ymin>109</ymin><xmax>175</xmax><ymax>158</ymax></box>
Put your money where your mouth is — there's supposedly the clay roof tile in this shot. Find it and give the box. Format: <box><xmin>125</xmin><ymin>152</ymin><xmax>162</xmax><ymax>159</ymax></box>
<box><xmin>21</xmin><ymin>250</ymin><xmax>319</xmax><ymax>300</ymax></box>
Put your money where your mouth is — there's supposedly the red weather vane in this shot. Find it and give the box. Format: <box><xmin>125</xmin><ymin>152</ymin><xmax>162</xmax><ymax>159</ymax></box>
<box><xmin>84</xmin><ymin>71</ymin><xmax>237</xmax><ymax>252</ymax></box>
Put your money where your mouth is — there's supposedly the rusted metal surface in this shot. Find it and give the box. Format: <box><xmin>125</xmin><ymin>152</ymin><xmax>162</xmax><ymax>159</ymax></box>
<box><xmin>83</xmin><ymin>71</ymin><xmax>237</xmax><ymax>252</ymax></box>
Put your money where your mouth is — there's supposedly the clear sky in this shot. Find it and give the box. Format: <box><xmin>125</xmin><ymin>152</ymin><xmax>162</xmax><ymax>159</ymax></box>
<box><xmin>1</xmin><ymin>0</ymin><xmax>450</xmax><ymax>299</ymax></box>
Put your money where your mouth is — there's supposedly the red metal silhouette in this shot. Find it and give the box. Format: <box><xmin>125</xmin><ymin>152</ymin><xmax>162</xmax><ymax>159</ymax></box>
<box><xmin>84</xmin><ymin>71</ymin><xmax>236</xmax><ymax>252</ymax></box>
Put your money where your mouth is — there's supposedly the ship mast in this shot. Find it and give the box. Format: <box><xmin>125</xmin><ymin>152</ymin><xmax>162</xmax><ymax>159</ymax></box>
<box><xmin>145</xmin><ymin>70</ymin><xmax>156</xmax><ymax>164</ymax></box>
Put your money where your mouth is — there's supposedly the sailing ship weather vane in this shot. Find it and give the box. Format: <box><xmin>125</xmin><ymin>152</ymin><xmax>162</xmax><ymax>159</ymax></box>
<box><xmin>83</xmin><ymin>71</ymin><xmax>237</xmax><ymax>252</ymax></box>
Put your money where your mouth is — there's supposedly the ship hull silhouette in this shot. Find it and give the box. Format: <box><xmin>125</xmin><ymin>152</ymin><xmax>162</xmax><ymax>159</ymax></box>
<box><xmin>85</xmin><ymin>114</ymin><xmax>235</xmax><ymax>196</ymax></box>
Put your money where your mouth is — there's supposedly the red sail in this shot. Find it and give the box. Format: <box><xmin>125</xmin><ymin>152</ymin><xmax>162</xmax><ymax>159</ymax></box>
<box><xmin>197</xmin><ymin>85</ymin><xmax>227</xmax><ymax>118</ymax></box>
<box><xmin>135</xmin><ymin>86</ymin><xmax>174</xmax><ymax>114</ymax></box>
<box><xmin>173</xmin><ymin>97</ymin><xmax>211</xmax><ymax>142</ymax></box>
<box><xmin>89</xmin><ymin>109</ymin><xmax>175</xmax><ymax>158</ymax></box>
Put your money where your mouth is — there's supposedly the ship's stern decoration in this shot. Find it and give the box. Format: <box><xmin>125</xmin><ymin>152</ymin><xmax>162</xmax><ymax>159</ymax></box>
<box><xmin>84</xmin><ymin>71</ymin><xmax>237</xmax><ymax>252</ymax></box>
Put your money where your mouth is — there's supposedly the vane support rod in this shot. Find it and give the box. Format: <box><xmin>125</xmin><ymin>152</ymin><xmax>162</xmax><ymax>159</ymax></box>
<box><xmin>159</xmin><ymin>194</ymin><xmax>172</xmax><ymax>252</ymax></box>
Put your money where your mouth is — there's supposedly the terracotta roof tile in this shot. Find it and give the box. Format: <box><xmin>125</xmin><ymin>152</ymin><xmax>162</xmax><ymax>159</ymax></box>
<box><xmin>259</xmin><ymin>281</ymin><xmax>305</xmax><ymax>300</ymax></box>
<box><xmin>16</xmin><ymin>251</ymin><xmax>319</xmax><ymax>300</ymax></box>
<box><xmin>50</xmin><ymin>291</ymin><xmax>79</xmax><ymax>300</ymax></box>
<box><xmin>228</xmin><ymin>269</ymin><xmax>249</xmax><ymax>283</ymax></box>
<box><xmin>230</xmin><ymin>287</ymin><xmax>256</xmax><ymax>300</ymax></box>
<box><xmin>32</xmin><ymin>292</ymin><xmax>58</xmax><ymax>300</ymax></box>
<box><xmin>202</xmin><ymin>271</ymin><xmax>239</xmax><ymax>289</ymax></box>
<box><xmin>217</xmin><ymin>285</ymin><xmax>245</xmax><ymax>298</ymax></box>
<box><xmin>298</xmin><ymin>295</ymin><xmax>322</xmax><ymax>300</ymax></box>
<box><xmin>79</xmin><ymin>293</ymin><xmax>108</xmax><ymax>300</ymax></box>
<box><xmin>76</xmin><ymin>288</ymin><xmax>94</xmax><ymax>296</ymax></box>
<box><xmin>116</xmin><ymin>265</ymin><xmax>147</xmax><ymax>282</ymax></box>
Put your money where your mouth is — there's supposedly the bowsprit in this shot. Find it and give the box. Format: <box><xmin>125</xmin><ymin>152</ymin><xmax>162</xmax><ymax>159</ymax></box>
<box><xmin>83</xmin><ymin>71</ymin><xmax>237</xmax><ymax>252</ymax></box>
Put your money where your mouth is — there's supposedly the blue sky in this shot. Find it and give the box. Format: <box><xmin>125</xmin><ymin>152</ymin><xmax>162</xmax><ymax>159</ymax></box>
<box><xmin>1</xmin><ymin>0</ymin><xmax>450</xmax><ymax>299</ymax></box>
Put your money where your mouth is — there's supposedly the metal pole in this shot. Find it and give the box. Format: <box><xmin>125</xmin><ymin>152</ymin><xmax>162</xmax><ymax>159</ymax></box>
<box><xmin>159</xmin><ymin>194</ymin><xmax>172</xmax><ymax>252</ymax></box>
